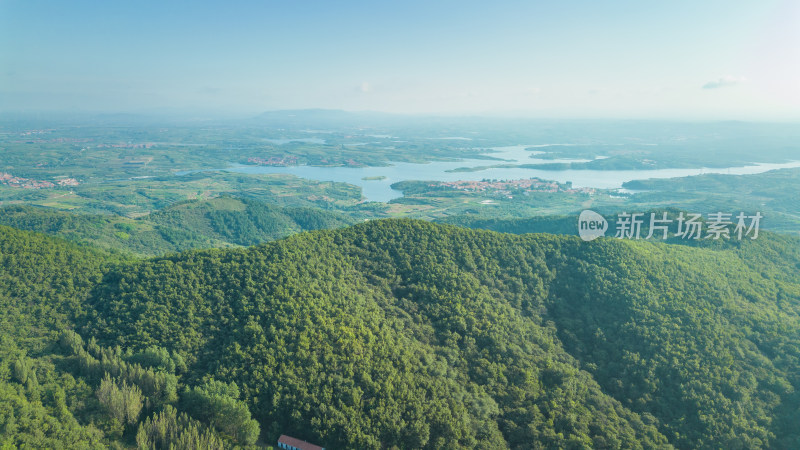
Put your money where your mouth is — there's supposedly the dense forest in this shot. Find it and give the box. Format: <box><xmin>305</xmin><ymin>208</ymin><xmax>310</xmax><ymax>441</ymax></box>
<box><xmin>1</xmin><ymin>218</ymin><xmax>799</xmax><ymax>448</ymax></box>
<box><xmin>0</xmin><ymin>197</ymin><xmax>353</xmax><ymax>256</ymax></box>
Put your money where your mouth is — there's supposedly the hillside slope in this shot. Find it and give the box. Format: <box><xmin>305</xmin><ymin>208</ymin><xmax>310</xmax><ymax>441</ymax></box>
<box><xmin>1</xmin><ymin>220</ymin><xmax>799</xmax><ymax>448</ymax></box>
<box><xmin>0</xmin><ymin>197</ymin><xmax>353</xmax><ymax>255</ymax></box>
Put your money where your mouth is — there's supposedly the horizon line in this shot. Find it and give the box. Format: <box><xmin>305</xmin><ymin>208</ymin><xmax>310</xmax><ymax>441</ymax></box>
<box><xmin>1</xmin><ymin>108</ymin><xmax>799</xmax><ymax>125</ymax></box>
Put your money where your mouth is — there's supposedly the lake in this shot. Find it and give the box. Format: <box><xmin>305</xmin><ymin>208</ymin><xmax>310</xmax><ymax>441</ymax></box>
<box><xmin>212</xmin><ymin>145</ymin><xmax>800</xmax><ymax>202</ymax></box>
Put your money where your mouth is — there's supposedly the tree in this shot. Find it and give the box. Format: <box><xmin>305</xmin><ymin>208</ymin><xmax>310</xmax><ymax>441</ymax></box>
<box><xmin>97</xmin><ymin>373</ymin><xmax>144</xmax><ymax>426</ymax></box>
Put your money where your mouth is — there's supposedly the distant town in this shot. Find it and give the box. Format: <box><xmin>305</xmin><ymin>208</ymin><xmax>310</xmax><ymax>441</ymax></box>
<box><xmin>431</xmin><ymin>178</ymin><xmax>596</xmax><ymax>198</ymax></box>
<box><xmin>0</xmin><ymin>172</ymin><xmax>79</xmax><ymax>189</ymax></box>
<box><xmin>247</xmin><ymin>156</ymin><xmax>299</xmax><ymax>166</ymax></box>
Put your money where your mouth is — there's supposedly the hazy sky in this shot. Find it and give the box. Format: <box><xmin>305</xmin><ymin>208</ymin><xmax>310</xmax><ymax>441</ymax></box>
<box><xmin>1</xmin><ymin>0</ymin><xmax>798</xmax><ymax>120</ymax></box>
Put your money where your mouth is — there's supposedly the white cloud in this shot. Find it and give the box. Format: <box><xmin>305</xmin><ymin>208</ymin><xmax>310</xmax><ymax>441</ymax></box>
<box><xmin>359</xmin><ymin>82</ymin><xmax>372</xmax><ymax>93</ymax></box>
<box><xmin>702</xmin><ymin>75</ymin><xmax>747</xmax><ymax>89</ymax></box>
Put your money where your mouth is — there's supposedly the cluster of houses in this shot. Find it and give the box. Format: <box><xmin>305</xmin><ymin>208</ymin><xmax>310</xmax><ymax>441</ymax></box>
<box><xmin>57</xmin><ymin>177</ymin><xmax>80</xmax><ymax>186</ymax></box>
<box><xmin>433</xmin><ymin>178</ymin><xmax>596</xmax><ymax>198</ymax></box>
<box><xmin>95</xmin><ymin>142</ymin><xmax>156</xmax><ymax>149</ymax></box>
<box><xmin>247</xmin><ymin>156</ymin><xmax>299</xmax><ymax>166</ymax></box>
<box><xmin>0</xmin><ymin>172</ymin><xmax>78</xmax><ymax>189</ymax></box>
<box><xmin>1</xmin><ymin>172</ymin><xmax>53</xmax><ymax>189</ymax></box>
<box><xmin>13</xmin><ymin>137</ymin><xmax>92</xmax><ymax>144</ymax></box>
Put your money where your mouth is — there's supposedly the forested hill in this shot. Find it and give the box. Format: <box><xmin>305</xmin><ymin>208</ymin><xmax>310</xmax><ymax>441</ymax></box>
<box><xmin>0</xmin><ymin>197</ymin><xmax>353</xmax><ymax>256</ymax></box>
<box><xmin>2</xmin><ymin>220</ymin><xmax>800</xmax><ymax>448</ymax></box>
<box><xmin>437</xmin><ymin>214</ymin><xmax>577</xmax><ymax>236</ymax></box>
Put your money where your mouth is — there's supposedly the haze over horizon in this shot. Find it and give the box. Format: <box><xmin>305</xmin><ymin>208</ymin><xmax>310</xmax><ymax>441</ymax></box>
<box><xmin>2</xmin><ymin>0</ymin><xmax>799</xmax><ymax>121</ymax></box>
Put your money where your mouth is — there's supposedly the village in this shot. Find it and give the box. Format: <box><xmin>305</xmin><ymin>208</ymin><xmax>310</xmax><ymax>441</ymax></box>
<box><xmin>247</xmin><ymin>155</ymin><xmax>299</xmax><ymax>166</ymax></box>
<box><xmin>432</xmin><ymin>177</ymin><xmax>596</xmax><ymax>198</ymax></box>
<box><xmin>0</xmin><ymin>172</ymin><xmax>79</xmax><ymax>189</ymax></box>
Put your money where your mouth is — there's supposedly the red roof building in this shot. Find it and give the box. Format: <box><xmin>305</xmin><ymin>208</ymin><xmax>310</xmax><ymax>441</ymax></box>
<box><xmin>277</xmin><ymin>435</ymin><xmax>325</xmax><ymax>450</ymax></box>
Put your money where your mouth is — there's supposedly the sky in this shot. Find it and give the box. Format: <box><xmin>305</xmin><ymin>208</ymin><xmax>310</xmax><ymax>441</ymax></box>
<box><xmin>1</xmin><ymin>0</ymin><xmax>798</xmax><ymax>120</ymax></box>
